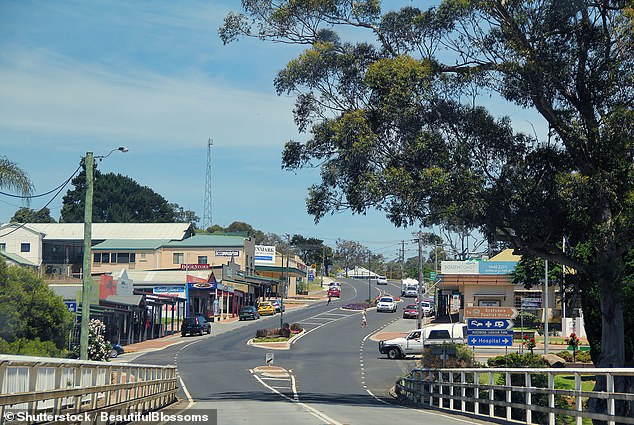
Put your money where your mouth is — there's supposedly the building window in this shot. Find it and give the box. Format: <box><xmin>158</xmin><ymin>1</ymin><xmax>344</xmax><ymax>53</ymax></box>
<box><xmin>130</xmin><ymin>253</ymin><xmax>135</xmax><ymax>263</ymax></box>
<box><xmin>198</xmin><ymin>256</ymin><xmax>208</xmax><ymax>264</ymax></box>
<box><xmin>94</xmin><ymin>253</ymin><xmax>101</xmax><ymax>263</ymax></box>
<box><xmin>20</xmin><ymin>243</ymin><xmax>30</xmax><ymax>252</ymax></box>
<box><xmin>139</xmin><ymin>253</ymin><xmax>146</xmax><ymax>262</ymax></box>
<box><xmin>0</xmin><ymin>243</ymin><xmax>5</xmax><ymax>251</ymax></box>
<box><xmin>173</xmin><ymin>253</ymin><xmax>184</xmax><ymax>264</ymax></box>
<box><xmin>101</xmin><ymin>253</ymin><xmax>110</xmax><ymax>263</ymax></box>
<box><xmin>117</xmin><ymin>253</ymin><xmax>130</xmax><ymax>263</ymax></box>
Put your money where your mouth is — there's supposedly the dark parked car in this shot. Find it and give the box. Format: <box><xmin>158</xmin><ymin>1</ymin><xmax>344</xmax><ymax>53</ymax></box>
<box><xmin>181</xmin><ymin>315</ymin><xmax>211</xmax><ymax>336</ymax></box>
<box><xmin>108</xmin><ymin>344</ymin><xmax>125</xmax><ymax>358</ymax></box>
<box><xmin>239</xmin><ymin>306</ymin><xmax>260</xmax><ymax>321</ymax></box>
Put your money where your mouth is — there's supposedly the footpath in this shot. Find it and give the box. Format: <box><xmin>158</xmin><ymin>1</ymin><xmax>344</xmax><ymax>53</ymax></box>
<box><xmin>112</xmin><ymin>292</ymin><xmax>328</xmax><ymax>363</ymax></box>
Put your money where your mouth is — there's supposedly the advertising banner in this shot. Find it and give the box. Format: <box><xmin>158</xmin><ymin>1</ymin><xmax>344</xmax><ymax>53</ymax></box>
<box><xmin>255</xmin><ymin>245</ymin><xmax>276</xmax><ymax>266</ymax></box>
<box><xmin>441</xmin><ymin>261</ymin><xmax>479</xmax><ymax>275</ymax></box>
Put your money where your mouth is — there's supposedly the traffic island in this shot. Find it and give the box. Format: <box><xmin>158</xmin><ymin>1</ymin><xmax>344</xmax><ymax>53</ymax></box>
<box><xmin>248</xmin><ymin>329</ymin><xmax>305</xmax><ymax>350</ymax></box>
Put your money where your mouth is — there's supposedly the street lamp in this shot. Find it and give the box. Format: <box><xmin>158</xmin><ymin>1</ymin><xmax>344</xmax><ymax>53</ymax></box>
<box><xmin>79</xmin><ymin>147</ymin><xmax>128</xmax><ymax>360</ymax></box>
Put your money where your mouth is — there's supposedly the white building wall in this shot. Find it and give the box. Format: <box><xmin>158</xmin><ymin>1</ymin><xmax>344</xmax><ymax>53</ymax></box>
<box><xmin>0</xmin><ymin>226</ymin><xmax>42</xmax><ymax>266</ymax></box>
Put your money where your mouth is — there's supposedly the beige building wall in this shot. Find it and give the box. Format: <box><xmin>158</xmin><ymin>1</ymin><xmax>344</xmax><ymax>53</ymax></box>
<box><xmin>92</xmin><ymin>241</ymin><xmax>256</xmax><ymax>275</ymax></box>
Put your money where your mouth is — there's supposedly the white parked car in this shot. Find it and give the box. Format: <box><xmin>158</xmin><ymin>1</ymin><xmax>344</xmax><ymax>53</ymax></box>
<box><xmin>376</xmin><ymin>296</ymin><xmax>397</xmax><ymax>313</ymax></box>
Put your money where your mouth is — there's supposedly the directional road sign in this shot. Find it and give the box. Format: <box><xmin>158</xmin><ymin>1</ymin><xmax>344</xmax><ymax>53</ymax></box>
<box><xmin>467</xmin><ymin>329</ymin><xmax>514</xmax><ymax>336</ymax></box>
<box><xmin>464</xmin><ymin>306</ymin><xmax>518</xmax><ymax>319</ymax></box>
<box><xmin>468</xmin><ymin>335</ymin><xmax>514</xmax><ymax>347</ymax></box>
<box><xmin>467</xmin><ymin>318</ymin><xmax>514</xmax><ymax>330</ymax></box>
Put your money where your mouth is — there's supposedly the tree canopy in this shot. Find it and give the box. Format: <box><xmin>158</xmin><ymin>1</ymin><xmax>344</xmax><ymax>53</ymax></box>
<box><xmin>61</xmin><ymin>168</ymin><xmax>180</xmax><ymax>223</ymax></box>
<box><xmin>0</xmin><ymin>262</ymin><xmax>73</xmax><ymax>356</ymax></box>
<box><xmin>11</xmin><ymin>207</ymin><xmax>56</xmax><ymax>223</ymax></box>
<box><xmin>0</xmin><ymin>156</ymin><xmax>33</xmax><ymax>197</ymax></box>
<box><xmin>221</xmin><ymin>0</ymin><xmax>634</xmax><ymax>384</ymax></box>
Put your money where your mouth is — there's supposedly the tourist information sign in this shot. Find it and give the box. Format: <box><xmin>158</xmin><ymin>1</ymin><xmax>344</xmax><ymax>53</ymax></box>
<box><xmin>464</xmin><ymin>307</ymin><xmax>518</xmax><ymax>319</ymax></box>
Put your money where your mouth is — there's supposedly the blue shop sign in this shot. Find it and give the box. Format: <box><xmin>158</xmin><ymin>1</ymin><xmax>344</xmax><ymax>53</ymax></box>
<box><xmin>478</xmin><ymin>261</ymin><xmax>517</xmax><ymax>275</ymax></box>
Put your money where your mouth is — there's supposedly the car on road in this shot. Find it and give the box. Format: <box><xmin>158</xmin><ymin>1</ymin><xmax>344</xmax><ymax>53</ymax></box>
<box><xmin>181</xmin><ymin>315</ymin><xmax>211</xmax><ymax>336</ymax></box>
<box><xmin>258</xmin><ymin>301</ymin><xmax>276</xmax><ymax>316</ymax></box>
<box><xmin>402</xmin><ymin>304</ymin><xmax>419</xmax><ymax>319</ymax></box>
<box><xmin>327</xmin><ymin>286</ymin><xmax>340</xmax><ymax>298</ymax></box>
<box><xmin>376</xmin><ymin>296</ymin><xmax>397</xmax><ymax>312</ymax></box>
<box><xmin>377</xmin><ymin>276</ymin><xmax>388</xmax><ymax>285</ymax></box>
<box><xmin>272</xmin><ymin>299</ymin><xmax>285</xmax><ymax>312</ymax></box>
<box><xmin>402</xmin><ymin>301</ymin><xmax>434</xmax><ymax>318</ymax></box>
<box><xmin>238</xmin><ymin>306</ymin><xmax>260</xmax><ymax>321</ymax></box>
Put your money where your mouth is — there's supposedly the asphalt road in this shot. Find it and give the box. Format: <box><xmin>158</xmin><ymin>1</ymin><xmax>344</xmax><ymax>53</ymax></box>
<box><xmin>134</xmin><ymin>278</ymin><xmax>491</xmax><ymax>425</ymax></box>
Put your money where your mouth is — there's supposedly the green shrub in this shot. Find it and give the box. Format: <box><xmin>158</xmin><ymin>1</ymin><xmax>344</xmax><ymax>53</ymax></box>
<box><xmin>556</xmin><ymin>350</ymin><xmax>592</xmax><ymax>363</ymax></box>
<box><xmin>0</xmin><ymin>337</ymin><xmax>64</xmax><ymax>358</ymax></box>
<box><xmin>516</xmin><ymin>311</ymin><xmax>540</xmax><ymax>327</ymax></box>
<box><xmin>487</xmin><ymin>352</ymin><xmax>547</xmax><ymax>368</ymax></box>
<box><xmin>419</xmin><ymin>343</ymin><xmax>475</xmax><ymax>368</ymax></box>
<box><xmin>290</xmin><ymin>323</ymin><xmax>303</xmax><ymax>332</ymax></box>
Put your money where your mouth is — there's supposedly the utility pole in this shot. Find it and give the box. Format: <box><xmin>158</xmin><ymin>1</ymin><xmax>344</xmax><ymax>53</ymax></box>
<box><xmin>416</xmin><ymin>233</ymin><xmax>424</xmax><ymax>329</ymax></box>
<box><xmin>80</xmin><ymin>152</ymin><xmax>94</xmax><ymax>360</ymax></box>
<box><xmin>321</xmin><ymin>245</ymin><xmax>325</xmax><ymax>287</ymax></box>
<box><xmin>79</xmin><ymin>147</ymin><xmax>127</xmax><ymax>359</ymax></box>
<box><xmin>367</xmin><ymin>250</ymin><xmax>371</xmax><ymax>304</ymax></box>
<box><xmin>400</xmin><ymin>240</ymin><xmax>404</xmax><ymax>279</ymax></box>
<box><xmin>544</xmin><ymin>260</ymin><xmax>548</xmax><ymax>354</ymax></box>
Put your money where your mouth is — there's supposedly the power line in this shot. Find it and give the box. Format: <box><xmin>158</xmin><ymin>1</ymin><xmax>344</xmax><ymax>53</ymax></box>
<box><xmin>0</xmin><ymin>164</ymin><xmax>81</xmax><ymax>238</ymax></box>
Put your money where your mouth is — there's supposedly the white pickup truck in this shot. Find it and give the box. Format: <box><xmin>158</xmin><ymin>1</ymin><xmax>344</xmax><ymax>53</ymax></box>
<box><xmin>378</xmin><ymin>323</ymin><xmax>467</xmax><ymax>359</ymax></box>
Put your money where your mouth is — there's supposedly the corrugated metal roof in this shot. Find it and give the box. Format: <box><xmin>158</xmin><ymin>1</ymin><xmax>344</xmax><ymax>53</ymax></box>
<box><xmin>22</xmin><ymin>223</ymin><xmax>193</xmax><ymax>240</ymax></box>
<box><xmin>164</xmin><ymin>234</ymin><xmax>246</xmax><ymax>248</ymax></box>
<box><xmin>0</xmin><ymin>251</ymin><xmax>37</xmax><ymax>266</ymax></box>
<box><xmin>92</xmin><ymin>239</ymin><xmax>170</xmax><ymax>250</ymax></box>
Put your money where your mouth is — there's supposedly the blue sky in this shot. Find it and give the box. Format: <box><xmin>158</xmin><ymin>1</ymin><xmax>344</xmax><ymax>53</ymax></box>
<box><xmin>0</xmin><ymin>1</ymin><xmax>545</xmax><ymax>260</ymax></box>
<box><xmin>0</xmin><ymin>0</ymin><xmax>429</xmax><ymax>259</ymax></box>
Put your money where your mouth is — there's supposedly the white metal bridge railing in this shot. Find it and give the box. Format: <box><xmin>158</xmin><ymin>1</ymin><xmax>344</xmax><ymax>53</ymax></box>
<box><xmin>0</xmin><ymin>355</ymin><xmax>177</xmax><ymax>424</ymax></box>
<box><xmin>395</xmin><ymin>367</ymin><xmax>634</xmax><ymax>425</ymax></box>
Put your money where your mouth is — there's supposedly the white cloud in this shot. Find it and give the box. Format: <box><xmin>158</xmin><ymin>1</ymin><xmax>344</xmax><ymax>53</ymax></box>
<box><xmin>0</xmin><ymin>46</ymin><xmax>299</xmax><ymax>150</ymax></box>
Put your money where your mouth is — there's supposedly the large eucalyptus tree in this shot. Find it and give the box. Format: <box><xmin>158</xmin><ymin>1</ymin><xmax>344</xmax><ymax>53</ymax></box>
<box><xmin>221</xmin><ymin>1</ymin><xmax>634</xmax><ymax>388</ymax></box>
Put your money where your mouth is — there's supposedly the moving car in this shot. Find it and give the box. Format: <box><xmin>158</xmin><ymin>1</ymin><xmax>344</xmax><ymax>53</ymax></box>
<box><xmin>258</xmin><ymin>301</ymin><xmax>276</xmax><ymax>316</ymax></box>
<box><xmin>402</xmin><ymin>302</ymin><xmax>434</xmax><ymax>319</ymax></box>
<box><xmin>377</xmin><ymin>276</ymin><xmax>388</xmax><ymax>285</ymax></box>
<box><xmin>238</xmin><ymin>306</ymin><xmax>260</xmax><ymax>321</ymax></box>
<box><xmin>402</xmin><ymin>304</ymin><xmax>419</xmax><ymax>319</ymax></box>
<box><xmin>327</xmin><ymin>286</ymin><xmax>341</xmax><ymax>298</ymax></box>
<box><xmin>376</xmin><ymin>296</ymin><xmax>397</xmax><ymax>313</ymax></box>
<box><xmin>181</xmin><ymin>315</ymin><xmax>211</xmax><ymax>336</ymax></box>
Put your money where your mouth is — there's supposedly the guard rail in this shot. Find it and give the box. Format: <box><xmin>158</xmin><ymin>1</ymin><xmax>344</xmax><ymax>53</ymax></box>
<box><xmin>0</xmin><ymin>355</ymin><xmax>177</xmax><ymax>424</ymax></box>
<box><xmin>396</xmin><ymin>367</ymin><xmax>634</xmax><ymax>425</ymax></box>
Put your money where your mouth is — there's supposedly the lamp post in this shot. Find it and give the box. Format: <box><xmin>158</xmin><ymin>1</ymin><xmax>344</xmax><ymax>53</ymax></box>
<box><xmin>79</xmin><ymin>147</ymin><xmax>128</xmax><ymax>360</ymax></box>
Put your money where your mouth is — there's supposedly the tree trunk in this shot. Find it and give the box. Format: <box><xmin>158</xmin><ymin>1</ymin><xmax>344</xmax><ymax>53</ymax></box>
<box><xmin>588</xmin><ymin>263</ymin><xmax>631</xmax><ymax>423</ymax></box>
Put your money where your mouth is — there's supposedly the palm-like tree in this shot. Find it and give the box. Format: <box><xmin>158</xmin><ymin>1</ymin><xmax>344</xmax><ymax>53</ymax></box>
<box><xmin>0</xmin><ymin>156</ymin><xmax>33</xmax><ymax>196</ymax></box>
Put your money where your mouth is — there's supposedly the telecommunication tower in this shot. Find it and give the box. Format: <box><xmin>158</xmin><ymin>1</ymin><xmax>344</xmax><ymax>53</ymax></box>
<box><xmin>202</xmin><ymin>138</ymin><xmax>213</xmax><ymax>229</ymax></box>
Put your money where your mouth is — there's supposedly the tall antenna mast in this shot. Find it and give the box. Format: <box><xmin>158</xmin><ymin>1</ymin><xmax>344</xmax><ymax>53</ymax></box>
<box><xmin>202</xmin><ymin>138</ymin><xmax>213</xmax><ymax>229</ymax></box>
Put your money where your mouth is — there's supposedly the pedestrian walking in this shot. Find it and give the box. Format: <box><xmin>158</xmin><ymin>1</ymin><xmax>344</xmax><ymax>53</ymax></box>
<box><xmin>361</xmin><ymin>308</ymin><xmax>367</xmax><ymax>327</ymax></box>
<box><xmin>327</xmin><ymin>294</ymin><xmax>332</xmax><ymax>305</ymax></box>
